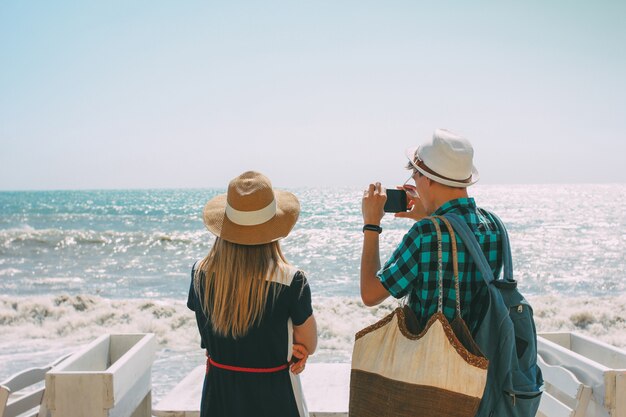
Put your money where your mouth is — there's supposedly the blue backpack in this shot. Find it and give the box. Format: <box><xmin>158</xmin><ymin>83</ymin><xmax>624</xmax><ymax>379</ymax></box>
<box><xmin>445</xmin><ymin>212</ymin><xmax>544</xmax><ymax>417</ymax></box>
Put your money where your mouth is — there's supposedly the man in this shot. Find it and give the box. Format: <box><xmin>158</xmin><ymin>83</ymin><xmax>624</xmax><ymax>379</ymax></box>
<box><xmin>360</xmin><ymin>128</ymin><xmax>502</xmax><ymax>333</ymax></box>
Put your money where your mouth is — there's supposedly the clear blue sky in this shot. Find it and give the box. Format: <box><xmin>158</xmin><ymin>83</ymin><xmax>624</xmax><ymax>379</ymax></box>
<box><xmin>1</xmin><ymin>0</ymin><xmax>625</xmax><ymax>190</ymax></box>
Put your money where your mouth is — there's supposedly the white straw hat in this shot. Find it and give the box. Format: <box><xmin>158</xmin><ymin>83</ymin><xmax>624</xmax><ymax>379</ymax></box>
<box><xmin>203</xmin><ymin>171</ymin><xmax>300</xmax><ymax>245</ymax></box>
<box><xmin>406</xmin><ymin>129</ymin><xmax>479</xmax><ymax>188</ymax></box>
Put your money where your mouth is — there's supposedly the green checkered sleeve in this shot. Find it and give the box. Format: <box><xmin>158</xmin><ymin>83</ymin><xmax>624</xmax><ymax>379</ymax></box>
<box><xmin>378</xmin><ymin>226</ymin><xmax>423</xmax><ymax>299</ymax></box>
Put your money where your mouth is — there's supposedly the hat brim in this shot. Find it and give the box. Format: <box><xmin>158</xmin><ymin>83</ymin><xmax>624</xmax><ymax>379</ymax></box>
<box><xmin>405</xmin><ymin>146</ymin><xmax>480</xmax><ymax>188</ymax></box>
<box><xmin>203</xmin><ymin>190</ymin><xmax>300</xmax><ymax>245</ymax></box>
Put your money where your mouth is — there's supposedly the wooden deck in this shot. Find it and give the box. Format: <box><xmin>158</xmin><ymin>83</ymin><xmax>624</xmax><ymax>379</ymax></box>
<box><xmin>152</xmin><ymin>334</ymin><xmax>626</xmax><ymax>417</ymax></box>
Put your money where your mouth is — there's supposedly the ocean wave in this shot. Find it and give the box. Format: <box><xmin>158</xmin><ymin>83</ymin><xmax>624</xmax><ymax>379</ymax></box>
<box><xmin>0</xmin><ymin>228</ymin><xmax>203</xmax><ymax>251</ymax></box>
<box><xmin>1</xmin><ymin>292</ymin><xmax>625</xmax><ymax>403</ymax></box>
<box><xmin>1</xmin><ymin>293</ymin><xmax>625</xmax><ymax>358</ymax></box>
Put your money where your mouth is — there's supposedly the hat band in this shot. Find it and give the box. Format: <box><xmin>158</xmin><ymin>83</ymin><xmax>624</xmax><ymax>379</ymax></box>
<box><xmin>225</xmin><ymin>199</ymin><xmax>277</xmax><ymax>226</ymax></box>
<box><xmin>416</xmin><ymin>160</ymin><xmax>472</xmax><ymax>183</ymax></box>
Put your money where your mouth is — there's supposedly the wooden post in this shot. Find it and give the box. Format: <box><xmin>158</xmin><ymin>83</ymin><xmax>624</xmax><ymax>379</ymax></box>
<box><xmin>46</xmin><ymin>333</ymin><xmax>156</xmax><ymax>417</ymax></box>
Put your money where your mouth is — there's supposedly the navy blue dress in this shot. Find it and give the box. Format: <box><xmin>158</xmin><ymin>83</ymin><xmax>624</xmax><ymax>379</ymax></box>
<box><xmin>187</xmin><ymin>263</ymin><xmax>313</xmax><ymax>417</ymax></box>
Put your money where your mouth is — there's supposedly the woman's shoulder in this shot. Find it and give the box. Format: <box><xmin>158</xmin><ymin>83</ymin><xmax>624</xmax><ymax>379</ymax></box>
<box><xmin>267</xmin><ymin>262</ymin><xmax>305</xmax><ymax>288</ymax></box>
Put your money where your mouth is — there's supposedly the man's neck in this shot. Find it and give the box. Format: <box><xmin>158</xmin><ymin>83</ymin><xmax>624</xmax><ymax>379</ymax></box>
<box><xmin>430</xmin><ymin>187</ymin><xmax>469</xmax><ymax>213</ymax></box>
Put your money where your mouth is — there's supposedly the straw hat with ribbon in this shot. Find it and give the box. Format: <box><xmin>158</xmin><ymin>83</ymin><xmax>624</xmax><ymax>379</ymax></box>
<box><xmin>203</xmin><ymin>171</ymin><xmax>300</xmax><ymax>245</ymax></box>
<box><xmin>406</xmin><ymin>128</ymin><xmax>480</xmax><ymax>188</ymax></box>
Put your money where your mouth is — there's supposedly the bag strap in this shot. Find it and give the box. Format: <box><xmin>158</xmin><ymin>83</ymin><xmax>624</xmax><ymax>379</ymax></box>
<box><xmin>426</xmin><ymin>217</ymin><xmax>445</xmax><ymax>313</ymax></box>
<box><xmin>426</xmin><ymin>217</ymin><xmax>461</xmax><ymax>316</ymax></box>
<box><xmin>436</xmin><ymin>216</ymin><xmax>462</xmax><ymax>319</ymax></box>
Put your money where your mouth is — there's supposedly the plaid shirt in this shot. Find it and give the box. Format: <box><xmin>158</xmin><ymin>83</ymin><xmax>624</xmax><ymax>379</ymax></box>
<box><xmin>378</xmin><ymin>198</ymin><xmax>503</xmax><ymax>333</ymax></box>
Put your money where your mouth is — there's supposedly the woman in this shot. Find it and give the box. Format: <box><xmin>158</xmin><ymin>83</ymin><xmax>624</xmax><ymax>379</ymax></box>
<box><xmin>187</xmin><ymin>171</ymin><xmax>317</xmax><ymax>417</ymax></box>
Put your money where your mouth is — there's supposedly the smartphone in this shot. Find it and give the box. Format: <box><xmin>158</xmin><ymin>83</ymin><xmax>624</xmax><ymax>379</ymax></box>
<box><xmin>384</xmin><ymin>189</ymin><xmax>408</xmax><ymax>213</ymax></box>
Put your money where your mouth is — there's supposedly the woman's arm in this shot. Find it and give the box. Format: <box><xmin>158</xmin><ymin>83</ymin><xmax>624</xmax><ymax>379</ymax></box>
<box><xmin>293</xmin><ymin>314</ymin><xmax>317</xmax><ymax>354</ymax></box>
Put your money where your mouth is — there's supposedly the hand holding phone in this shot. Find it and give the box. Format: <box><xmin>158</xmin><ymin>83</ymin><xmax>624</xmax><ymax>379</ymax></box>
<box><xmin>384</xmin><ymin>189</ymin><xmax>408</xmax><ymax>213</ymax></box>
<box><xmin>394</xmin><ymin>185</ymin><xmax>428</xmax><ymax>220</ymax></box>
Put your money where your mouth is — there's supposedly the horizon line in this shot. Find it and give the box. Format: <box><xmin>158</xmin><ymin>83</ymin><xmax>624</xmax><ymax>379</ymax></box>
<box><xmin>1</xmin><ymin>182</ymin><xmax>624</xmax><ymax>193</ymax></box>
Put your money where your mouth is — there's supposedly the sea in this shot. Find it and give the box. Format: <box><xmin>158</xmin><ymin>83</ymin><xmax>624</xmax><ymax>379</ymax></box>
<box><xmin>1</xmin><ymin>184</ymin><xmax>625</xmax><ymax>401</ymax></box>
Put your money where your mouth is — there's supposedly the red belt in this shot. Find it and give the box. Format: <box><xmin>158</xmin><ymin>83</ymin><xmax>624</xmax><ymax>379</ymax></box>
<box><xmin>206</xmin><ymin>353</ymin><xmax>289</xmax><ymax>374</ymax></box>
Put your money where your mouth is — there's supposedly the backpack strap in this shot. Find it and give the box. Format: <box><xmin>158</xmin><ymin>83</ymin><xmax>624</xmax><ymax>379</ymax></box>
<box><xmin>483</xmin><ymin>210</ymin><xmax>514</xmax><ymax>282</ymax></box>
<box><xmin>444</xmin><ymin>212</ymin><xmax>514</xmax><ymax>284</ymax></box>
<box><xmin>443</xmin><ymin>213</ymin><xmax>497</xmax><ymax>285</ymax></box>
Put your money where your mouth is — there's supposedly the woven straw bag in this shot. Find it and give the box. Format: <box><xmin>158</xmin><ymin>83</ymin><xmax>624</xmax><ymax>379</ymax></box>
<box><xmin>349</xmin><ymin>216</ymin><xmax>489</xmax><ymax>417</ymax></box>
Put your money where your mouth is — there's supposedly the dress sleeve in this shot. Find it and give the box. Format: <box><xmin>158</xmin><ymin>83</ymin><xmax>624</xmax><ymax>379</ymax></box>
<box><xmin>378</xmin><ymin>227</ymin><xmax>421</xmax><ymax>299</ymax></box>
<box><xmin>187</xmin><ymin>262</ymin><xmax>199</xmax><ymax>312</ymax></box>
<box><xmin>187</xmin><ymin>262</ymin><xmax>208</xmax><ymax>350</ymax></box>
<box><xmin>289</xmin><ymin>271</ymin><xmax>313</xmax><ymax>326</ymax></box>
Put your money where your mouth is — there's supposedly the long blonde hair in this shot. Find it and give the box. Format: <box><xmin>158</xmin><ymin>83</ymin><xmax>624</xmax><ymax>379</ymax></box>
<box><xmin>194</xmin><ymin>237</ymin><xmax>288</xmax><ymax>339</ymax></box>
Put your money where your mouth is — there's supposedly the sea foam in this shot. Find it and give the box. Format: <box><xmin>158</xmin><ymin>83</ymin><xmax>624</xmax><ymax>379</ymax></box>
<box><xmin>1</xmin><ymin>293</ymin><xmax>624</xmax><ymax>358</ymax></box>
<box><xmin>1</xmin><ymin>293</ymin><xmax>625</xmax><ymax>400</ymax></box>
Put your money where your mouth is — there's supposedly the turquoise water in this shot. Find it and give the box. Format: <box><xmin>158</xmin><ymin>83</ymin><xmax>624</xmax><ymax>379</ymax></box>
<box><xmin>1</xmin><ymin>184</ymin><xmax>625</xmax><ymax>399</ymax></box>
<box><xmin>1</xmin><ymin>185</ymin><xmax>625</xmax><ymax>298</ymax></box>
